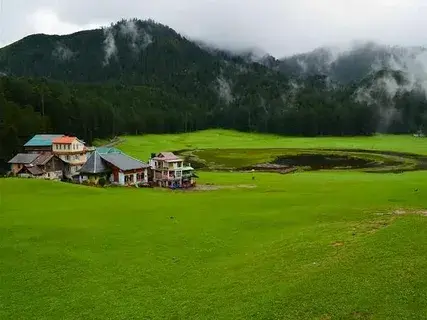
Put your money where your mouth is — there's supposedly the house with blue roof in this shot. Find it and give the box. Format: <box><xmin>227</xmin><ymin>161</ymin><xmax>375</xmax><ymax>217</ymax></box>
<box><xmin>24</xmin><ymin>134</ymin><xmax>64</xmax><ymax>153</ymax></box>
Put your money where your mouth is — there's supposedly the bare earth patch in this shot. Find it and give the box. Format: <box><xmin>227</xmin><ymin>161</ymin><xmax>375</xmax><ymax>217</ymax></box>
<box><xmin>188</xmin><ymin>184</ymin><xmax>257</xmax><ymax>192</ymax></box>
<box><xmin>331</xmin><ymin>241</ymin><xmax>345</xmax><ymax>247</ymax></box>
<box><xmin>392</xmin><ymin>209</ymin><xmax>427</xmax><ymax>216</ymax></box>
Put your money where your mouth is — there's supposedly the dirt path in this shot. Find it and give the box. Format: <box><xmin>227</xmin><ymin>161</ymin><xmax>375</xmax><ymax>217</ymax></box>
<box><xmin>101</xmin><ymin>137</ymin><xmax>125</xmax><ymax>148</ymax></box>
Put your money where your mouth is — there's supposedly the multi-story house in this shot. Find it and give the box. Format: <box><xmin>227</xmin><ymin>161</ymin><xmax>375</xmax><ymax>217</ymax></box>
<box><xmin>149</xmin><ymin>152</ymin><xmax>196</xmax><ymax>188</ymax></box>
<box><xmin>51</xmin><ymin>136</ymin><xmax>88</xmax><ymax>178</ymax></box>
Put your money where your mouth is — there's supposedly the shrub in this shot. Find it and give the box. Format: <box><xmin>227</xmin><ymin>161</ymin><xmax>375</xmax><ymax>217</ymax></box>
<box><xmin>98</xmin><ymin>177</ymin><xmax>107</xmax><ymax>187</ymax></box>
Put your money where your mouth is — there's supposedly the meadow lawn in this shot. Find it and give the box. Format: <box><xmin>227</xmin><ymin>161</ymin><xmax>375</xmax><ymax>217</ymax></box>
<box><xmin>114</xmin><ymin>129</ymin><xmax>427</xmax><ymax>160</ymax></box>
<box><xmin>2</xmin><ymin>130</ymin><xmax>427</xmax><ymax>319</ymax></box>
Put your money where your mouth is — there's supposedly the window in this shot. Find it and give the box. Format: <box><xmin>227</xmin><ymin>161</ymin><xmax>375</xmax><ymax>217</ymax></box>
<box><xmin>124</xmin><ymin>174</ymin><xmax>134</xmax><ymax>184</ymax></box>
<box><xmin>137</xmin><ymin>173</ymin><xmax>144</xmax><ymax>181</ymax></box>
<box><xmin>67</xmin><ymin>145</ymin><xmax>71</xmax><ymax>150</ymax></box>
<box><xmin>66</xmin><ymin>155</ymin><xmax>70</xmax><ymax>161</ymax></box>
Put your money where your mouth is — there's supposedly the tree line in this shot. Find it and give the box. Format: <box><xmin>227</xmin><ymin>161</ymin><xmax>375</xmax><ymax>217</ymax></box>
<box><xmin>2</xmin><ymin>72</ymin><xmax>427</xmax><ymax>172</ymax></box>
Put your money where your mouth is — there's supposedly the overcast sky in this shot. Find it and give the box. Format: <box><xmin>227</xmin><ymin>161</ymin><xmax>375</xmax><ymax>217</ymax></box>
<box><xmin>0</xmin><ymin>0</ymin><xmax>426</xmax><ymax>57</ymax></box>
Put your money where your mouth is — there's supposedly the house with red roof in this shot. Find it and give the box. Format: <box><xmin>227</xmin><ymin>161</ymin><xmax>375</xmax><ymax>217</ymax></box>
<box><xmin>8</xmin><ymin>134</ymin><xmax>89</xmax><ymax>180</ymax></box>
<box><xmin>52</xmin><ymin>136</ymin><xmax>88</xmax><ymax>179</ymax></box>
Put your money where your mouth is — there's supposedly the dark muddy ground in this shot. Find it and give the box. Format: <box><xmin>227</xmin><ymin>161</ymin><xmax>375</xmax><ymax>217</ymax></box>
<box><xmin>176</xmin><ymin>148</ymin><xmax>427</xmax><ymax>174</ymax></box>
<box><xmin>273</xmin><ymin>153</ymin><xmax>380</xmax><ymax>170</ymax></box>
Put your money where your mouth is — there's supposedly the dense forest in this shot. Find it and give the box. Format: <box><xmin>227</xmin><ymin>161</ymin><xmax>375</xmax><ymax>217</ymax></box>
<box><xmin>1</xmin><ymin>19</ymin><xmax>427</xmax><ymax>171</ymax></box>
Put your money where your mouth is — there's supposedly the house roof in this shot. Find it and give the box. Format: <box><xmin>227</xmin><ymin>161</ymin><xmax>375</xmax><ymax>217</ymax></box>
<box><xmin>25</xmin><ymin>165</ymin><xmax>45</xmax><ymax>175</ymax></box>
<box><xmin>100</xmin><ymin>153</ymin><xmax>149</xmax><ymax>171</ymax></box>
<box><xmin>32</xmin><ymin>153</ymin><xmax>54</xmax><ymax>165</ymax></box>
<box><xmin>79</xmin><ymin>151</ymin><xmax>110</xmax><ymax>174</ymax></box>
<box><xmin>8</xmin><ymin>153</ymin><xmax>40</xmax><ymax>164</ymax></box>
<box><xmin>52</xmin><ymin>136</ymin><xmax>84</xmax><ymax>144</ymax></box>
<box><xmin>96</xmin><ymin>147</ymin><xmax>123</xmax><ymax>154</ymax></box>
<box><xmin>152</xmin><ymin>152</ymin><xmax>182</xmax><ymax>161</ymax></box>
<box><xmin>24</xmin><ymin>134</ymin><xmax>64</xmax><ymax>147</ymax></box>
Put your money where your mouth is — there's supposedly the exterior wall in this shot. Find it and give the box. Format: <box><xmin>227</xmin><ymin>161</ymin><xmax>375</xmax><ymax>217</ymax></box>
<box><xmin>45</xmin><ymin>157</ymin><xmax>64</xmax><ymax>172</ymax></box>
<box><xmin>143</xmin><ymin>168</ymin><xmax>148</xmax><ymax>183</ymax></box>
<box><xmin>112</xmin><ymin>169</ymin><xmax>148</xmax><ymax>186</ymax></box>
<box><xmin>53</xmin><ymin>139</ymin><xmax>87</xmax><ymax>168</ymax></box>
<box><xmin>52</xmin><ymin>139</ymin><xmax>85</xmax><ymax>153</ymax></box>
<box><xmin>44</xmin><ymin>171</ymin><xmax>63</xmax><ymax>180</ymax></box>
<box><xmin>24</xmin><ymin>146</ymin><xmax>51</xmax><ymax>153</ymax></box>
<box><xmin>118</xmin><ymin>172</ymin><xmax>125</xmax><ymax>185</ymax></box>
<box><xmin>168</xmin><ymin>161</ymin><xmax>183</xmax><ymax>169</ymax></box>
<box><xmin>112</xmin><ymin>168</ymin><xmax>119</xmax><ymax>182</ymax></box>
<box><xmin>57</xmin><ymin>153</ymin><xmax>87</xmax><ymax>165</ymax></box>
<box><xmin>17</xmin><ymin>170</ymin><xmax>62</xmax><ymax>180</ymax></box>
<box><xmin>10</xmin><ymin>163</ymin><xmax>24</xmax><ymax>174</ymax></box>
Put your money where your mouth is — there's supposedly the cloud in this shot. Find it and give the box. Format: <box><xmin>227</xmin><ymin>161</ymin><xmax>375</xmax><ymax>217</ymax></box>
<box><xmin>52</xmin><ymin>42</ymin><xmax>75</xmax><ymax>61</ymax></box>
<box><xmin>102</xmin><ymin>27</ymin><xmax>117</xmax><ymax>66</ymax></box>
<box><xmin>119</xmin><ymin>19</ymin><xmax>153</xmax><ymax>51</ymax></box>
<box><xmin>216</xmin><ymin>76</ymin><xmax>234</xmax><ymax>104</ymax></box>
<box><xmin>354</xmin><ymin>75</ymin><xmax>403</xmax><ymax>132</ymax></box>
<box><xmin>1</xmin><ymin>1</ymin><xmax>427</xmax><ymax>56</ymax></box>
<box><xmin>354</xmin><ymin>46</ymin><xmax>427</xmax><ymax>132</ymax></box>
<box><xmin>26</xmin><ymin>7</ymin><xmax>102</xmax><ymax>36</ymax></box>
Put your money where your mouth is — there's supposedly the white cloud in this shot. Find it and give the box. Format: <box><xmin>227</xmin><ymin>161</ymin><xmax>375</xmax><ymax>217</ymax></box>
<box><xmin>1</xmin><ymin>0</ymin><xmax>426</xmax><ymax>56</ymax></box>
<box><xmin>26</xmin><ymin>8</ymin><xmax>103</xmax><ymax>36</ymax></box>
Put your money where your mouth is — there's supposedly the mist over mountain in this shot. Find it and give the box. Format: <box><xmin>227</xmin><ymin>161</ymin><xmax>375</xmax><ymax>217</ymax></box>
<box><xmin>1</xmin><ymin>18</ymin><xmax>427</xmax><ymax>170</ymax></box>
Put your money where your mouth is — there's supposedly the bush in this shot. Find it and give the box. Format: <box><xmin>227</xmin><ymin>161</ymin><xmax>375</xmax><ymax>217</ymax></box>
<box><xmin>98</xmin><ymin>177</ymin><xmax>107</xmax><ymax>187</ymax></box>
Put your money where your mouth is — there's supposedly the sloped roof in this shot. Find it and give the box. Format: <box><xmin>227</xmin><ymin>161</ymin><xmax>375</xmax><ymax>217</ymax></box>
<box><xmin>52</xmin><ymin>136</ymin><xmax>85</xmax><ymax>144</ymax></box>
<box><xmin>79</xmin><ymin>151</ymin><xmax>110</xmax><ymax>174</ymax></box>
<box><xmin>24</xmin><ymin>134</ymin><xmax>64</xmax><ymax>147</ymax></box>
<box><xmin>153</xmin><ymin>152</ymin><xmax>182</xmax><ymax>161</ymax></box>
<box><xmin>32</xmin><ymin>153</ymin><xmax>54</xmax><ymax>165</ymax></box>
<box><xmin>101</xmin><ymin>153</ymin><xmax>149</xmax><ymax>171</ymax></box>
<box><xmin>25</xmin><ymin>165</ymin><xmax>45</xmax><ymax>175</ymax></box>
<box><xmin>96</xmin><ymin>147</ymin><xmax>123</xmax><ymax>154</ymax></box>
<box><xmin>8</xmin><ymin>153</ymin><xmax>40</xmax><ymax>164</ymax></box>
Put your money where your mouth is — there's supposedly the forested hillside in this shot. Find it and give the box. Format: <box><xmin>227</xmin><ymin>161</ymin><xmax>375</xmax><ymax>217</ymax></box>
<box><xmin>277</xmin><ymin>42</ymin><xmax>427</xmax><ymax>84</ymax></box>
<box><xmin>1</xmin><ymin>19</ymin><xmax>427</xmax><ymax>171</ymax></box>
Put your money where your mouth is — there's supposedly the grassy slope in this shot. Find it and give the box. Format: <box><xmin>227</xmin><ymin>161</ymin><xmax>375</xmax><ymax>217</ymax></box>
<box><xmin>3</xmin><ymin>131</ymin><xmax>427</xmax><ymax>319</ymax></box>
<box><xmin>1</xmin><ymin>171</ymin><xmax>427</xmax><ymax>319</ymax></box>
<box><xmin>115</xmin><ymin>129</ymin><xmax>427</xmax><ymax>160</ymax></box>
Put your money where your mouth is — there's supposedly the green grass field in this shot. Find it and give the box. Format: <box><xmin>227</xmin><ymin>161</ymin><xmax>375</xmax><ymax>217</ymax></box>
<box><xmin>3</xmin><ymin>130</ymin><xmax>427</xmax><ymax>319</ymax></box>
<box><xmin>114</xmin><ymin>129</ymin><xmax>427</xmax><ymax>160</ymax></box>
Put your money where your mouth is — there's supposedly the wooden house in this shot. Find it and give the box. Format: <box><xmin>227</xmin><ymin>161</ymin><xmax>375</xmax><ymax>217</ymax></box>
<box><xmin>8</xmin><ymin>152</ymin><xmax>64</xmax><ymax>179</ymax></box>
<box><xmin>149</xmin><ymin>152</ymin><xmax>196</xmax><ymax>188</ymax></box>
<box><xmin>79</xmin><ymin>151</ymin><xmax>149</xmax><ymax>186</ymax></box>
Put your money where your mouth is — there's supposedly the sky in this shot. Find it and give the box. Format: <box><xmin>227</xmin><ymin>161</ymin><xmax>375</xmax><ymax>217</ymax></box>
<box><xmin>0</xmin><ymin>0</ymin><xmax>426</xmax><ymax>57</ymax></box>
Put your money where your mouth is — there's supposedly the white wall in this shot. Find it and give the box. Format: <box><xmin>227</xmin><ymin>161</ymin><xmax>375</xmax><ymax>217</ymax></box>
<box><xmin>119</xmin><ymin>172</ymin><xmax>125</xmax><ymax>185</ymax></box>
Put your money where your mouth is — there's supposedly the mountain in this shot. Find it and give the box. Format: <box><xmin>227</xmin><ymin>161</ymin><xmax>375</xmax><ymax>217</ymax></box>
<box><xmin>1</xmin><ymin>19</ymin><xmax>427</xmax><ymax>172</ymax></box>
<box><xmin>0</xmin><ymin>19</ymin><xmax>289</xmax><ymax>106</ymax></box>
<box><xmin>277</xmin><ymin>42</ymin><xmax>427</xmax><ymax>84</ymax></box>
